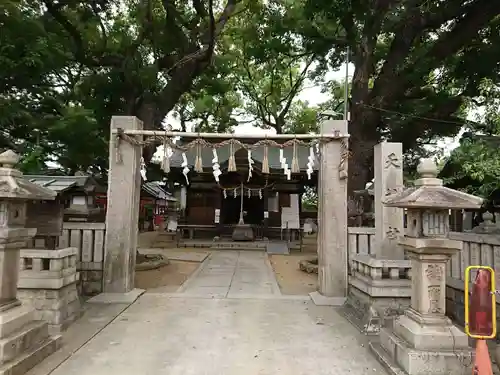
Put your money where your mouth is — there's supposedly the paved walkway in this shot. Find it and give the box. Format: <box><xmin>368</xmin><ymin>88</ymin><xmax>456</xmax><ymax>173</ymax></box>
<box><xmin>174</xmin><ymin>251</ymin><xmax>283</xmax><ymax>298</ymax></box>
<box><xmin>34</xmin><ymin>251</ymin><xmax>387</xmax><ymax>375</ymax></box>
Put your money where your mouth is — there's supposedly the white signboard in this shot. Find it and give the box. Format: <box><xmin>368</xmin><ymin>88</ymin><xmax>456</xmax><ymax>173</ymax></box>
<box><xmin>214</xmin><ymin>209</ymin><xmax>220</xmax><ymax>224</ymax></box>
<box><xmin>167</xmin><ymin>218</ymin><xmax>178</xmax><ymax>232</ymax></box>
<box><xmin>264</xmin><ymin>211</ymin><xmax>269</xmax><ymax>219</ymax></box>
<box><xmin>281</xmin><ymin>207</ymin><xmax>300</xmax><ymax>229</ymax></box>
<box><xmin>280</xmin><ymin>194</ymin><xmax>300</xmax><ymax>229</ymax></box>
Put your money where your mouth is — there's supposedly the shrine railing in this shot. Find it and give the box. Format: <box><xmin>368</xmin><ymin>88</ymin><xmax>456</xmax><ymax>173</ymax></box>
<box><xmin>443</xmin><ymin>231</ymin><xmax>500</xmax><ymax>325</ymax></box>
<box><xmin>347</xmin><ymin>227</ymin><xmax>375</xmax><ymax>256</ymax></box>
<box><xmin>446</xmin><ymin>231</ymin><xmax>500</xmax><ymax>282</ymax></box>
<box><xmin>18</xmin><ymin>247</ymin><xmax>78</xmax><ymax>288</ymax></box>
<box><xmin>59</xmin><ymin>222</ymin><xmax>106</xmax><ymax>295</ymax></box>
<box><xmin>59</xmin><ymin>222</ymin><xmax>106</xmax><ymax>267</ymax></box>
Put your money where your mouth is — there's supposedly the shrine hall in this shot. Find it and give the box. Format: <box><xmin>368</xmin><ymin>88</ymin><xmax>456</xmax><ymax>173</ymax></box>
<box><xmin>166</xmin><ymin>139</ymin><xmax>318</xmax><ymax>243</ymax></box>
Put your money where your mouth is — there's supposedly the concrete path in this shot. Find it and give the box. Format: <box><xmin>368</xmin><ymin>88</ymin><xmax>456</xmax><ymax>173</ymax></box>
<box><xmin>30</xmin><ymin>251</ymin><xmax>387</xmax><ymax>375</ymax></box>
<box><xmin>43</xmin><ymin>296</ymin><xmax>386</xmax><ymax>375</ymax></box>
<box><xmin>175</xmin><ymin>251</ymin><xmax>283</xmax><ymax>299</ymax></box>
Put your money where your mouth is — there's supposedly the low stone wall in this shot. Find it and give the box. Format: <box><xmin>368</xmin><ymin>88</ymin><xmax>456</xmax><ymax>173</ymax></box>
<box><xmin>347</xmin><ymin>229</ymin><xmax>500</xmax><ymax>330</ymax></box>
<box><xmin>446</xmin><ymin>277</ymin><xmax>500</xmax><ymax>338</ymax></box>
<box><xmin>445</xmin><ymin>278</ymin><xmax>467</xmax><ymax>326</ymax></box>
<box><xmin>26</xmin><ymin>222</ymin><xmax>106</xmax><ymax>296</ymax></box>
<box><xmin>59</xmin><ymin>222</ymin><xmax>106</xmax><ymax>296</ymax></box>
<box><xmin>444</xmin><ymin>231</ymin><xmax>500</xmax><ymax>332</ymax></box>
<box><xmin>18</xmin><ymin>247</ymin><xmax>82</xmax><ymax>334</ymax></box>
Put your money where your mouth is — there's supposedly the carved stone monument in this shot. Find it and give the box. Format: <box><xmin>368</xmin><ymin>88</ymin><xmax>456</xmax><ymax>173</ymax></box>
<box><xmin>374</xmin><ymin>143</ymin><xmax>405</xmax><ymax>260</ymax></box>
<box><xmin>370</xmin><ymin>158</ymin><xmax>482</xmax><ymax>375</ymax></box>
<box><xmin>343</xmin><ymin>142</ymin><xmax>411</xmax><ymax>334</ymax></box>
<box><xmin>0</xmin><ymin>150</ymin><xmax>61</xmax><ymax>375</ymax></box>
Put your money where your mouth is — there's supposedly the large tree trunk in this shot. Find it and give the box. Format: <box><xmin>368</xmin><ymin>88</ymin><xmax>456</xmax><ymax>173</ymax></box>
<box><xmin>135</xmin><ymin>99</ymin><xmax>164</xmax><ymax>163</ymax></box>
<box><xmin>348</xmin><ymin>104</ymin><xmax>378</xmax><ymax>193</ymax></box>
<box><xmin>348</xmin><ymin>133</ymin><xmax>375</xmax><ymax>195</ymax></box>
<box><xmin>347</xmin><ymin>104</ymin><xmax>379</xmax><ymax>218</ymax></box>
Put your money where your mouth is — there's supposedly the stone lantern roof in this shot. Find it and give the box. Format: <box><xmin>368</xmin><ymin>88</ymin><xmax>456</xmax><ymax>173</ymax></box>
<box><xmin>384</xmin><ymin>158</ymin><xmax>483</xmax><ymax>210</ymax></box>
<box><xmin>0</xmin><ymin>150</ymin><xmax>56</xmax><ymax>200</ymax></box>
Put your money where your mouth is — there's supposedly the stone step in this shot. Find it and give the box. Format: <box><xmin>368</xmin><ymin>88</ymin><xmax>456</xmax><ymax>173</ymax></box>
<box><xmin>302</xmin><ymin>242</ymin><xmax>317</xmax><ymax>247</ymax></box>
<box><xmin>0</xmin><ymin>321</ymin><xmax>49</xmax><ymax>365</ymax></box>
<box><xmin>152</xmin><ymin>242</ymin><xmax>177</xmax><ymax>248</ymax></box>
<box><xmin>0</xmin><ymin>334</ymin><xmax>61</xmax><ymax>375</ymax></box>
<box><xmin>372</xmin><ymin>328</ymin><xmax>473</xmax><ymax>375</ymax></box>
<box><xmin>302</xmin><ymin>237</ymin><xmax>317</xmax><ymax>244</ymax></box>
<box><xmin>211</xmin><ymin>244</ymin><xmax>264</xmax><ymax>251</ymax></box>
<box><xmin>156</xmin><ymin>233</ymin><xmax>177</xmax><ymax>241</ymax></box>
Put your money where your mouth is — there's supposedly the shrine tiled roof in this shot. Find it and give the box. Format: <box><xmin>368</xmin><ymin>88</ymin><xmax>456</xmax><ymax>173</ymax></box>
<box><xmin>142</xmin><ymin>181</ymin><xmax>177</xmax><ymax>201</ymax></box>
<box><xmin>168</xmin><ymin>143</ymin><xmax>318</xmax><ymax>171</ymax></box>
<box><xmin>24</xmin><ymin>175</ymin><xmax>99</xmax><ymax>193</ymax></box>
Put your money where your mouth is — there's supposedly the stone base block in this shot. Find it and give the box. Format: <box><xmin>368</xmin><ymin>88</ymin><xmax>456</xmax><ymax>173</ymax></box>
<box><xmin>0</xmin><ymin>305</ymin><xmax>34</xmax><ymax>339</ymax></box>
<box><xmin>393</xmin><ymin>313</ymin><xmax>469</xmax><ymax>351</ymax></box>
<box><xmin>309</xmin><ymin>291</ymin><xmax>346</xmax><ymax>306</ymax></box>
<box><xmin>371</xmin><ymin>327</ymin><xmax>472</xmax><ymax>375</ymax></box>
<box><xmin>0</xmin><ymin>321</ymin><xmax>49</xmax><ymax>365</ymax></box>
<box><xmin>232</xmin><ymin>224</ymin><xmax>254</xmax><ymax>241</ymax></box>
<box><xmin>0</xmin><ymin>335</ymin><xmax>61</xmax><ymax>375</ymax></box>
<box><xmin>342</xmin><ymin>285</ymin><xmax>410</xmax><ymax>335</ymax></box>
<box><xmin>18</xmin><ymin>283</ymin><xmax>82</xmax><ymax>334</ymax></box>
<box><xmin>79</xmin><ymin>270</ymin><xmax>103</xmax><ymax>296</ymax></box>
<box><xmin>0</xmin><ymin>305</ymin><xmax>61</xmax><ymax>375</ymax></box>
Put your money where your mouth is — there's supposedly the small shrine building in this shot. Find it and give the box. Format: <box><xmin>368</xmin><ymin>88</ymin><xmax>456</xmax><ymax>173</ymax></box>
<box><xmin>166</xmin><ymin>139</ymin><xmax>318</xmax><ymax>240</ymax></box>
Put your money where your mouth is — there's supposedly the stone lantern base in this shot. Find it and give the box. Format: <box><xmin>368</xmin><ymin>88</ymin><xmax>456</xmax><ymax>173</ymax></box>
<box><xmin>370</xmin><ymin>309</ymin><xmax>473</xmax><ymax>375</ymax></box>
<box><xmin>0</xmin><ymin>304</ymin><xmax>61</xmax><ymax>375</ymax></box>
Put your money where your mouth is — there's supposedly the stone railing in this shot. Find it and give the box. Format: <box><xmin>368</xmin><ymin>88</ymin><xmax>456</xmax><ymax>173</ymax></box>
<box><xmin>351</xmin><ymin>255</ymin><xmax>412</xmax><ymax>286</ymax></box>
<box><xmin>19</xmin><ymin>248</ymin><xmax>78</xmax><ymax>287</ymax></box>
<box><xmin>347</xmin><ymin>227</ymin><xmax>375</xmax><ymax>256</ymax></box>
<box><xmin>59</xmin><ymin>222</ymin><xmax>106</xmax><ymax>265</ymax></box>
<box><xmin>447</xmin><ymin>231</ymin><xmax>500</xmax><ymax>281</ymax></box>
<box><xmin>18</xmin><ymin>247</ymin><xmax>81</xmax><ymax>333</ymax></box>
<box><xmin>444</xmin><ymin>231</ymin><xmax>500</xmax><ymax>326</ymax></box>
<box><xmin>346</xmin><ymin>254</ymin><xmax>411</xmax><ymax>334</ymax></box>
<box><xmin>59</xmin><ymin>222</ymin><xmax>106</xmax><ymax>295</ymax></box>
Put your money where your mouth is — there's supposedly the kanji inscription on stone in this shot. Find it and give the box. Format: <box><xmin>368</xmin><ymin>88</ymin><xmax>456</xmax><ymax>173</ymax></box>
<box><xmin>385</xmin><ymin>152</ymin><xmax>401</xmax><ymax>169</ymax></box>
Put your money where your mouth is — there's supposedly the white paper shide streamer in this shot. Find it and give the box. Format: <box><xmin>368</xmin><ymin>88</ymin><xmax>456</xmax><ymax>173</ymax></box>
<box><xmin>279</xmin><ymin>149</ymin><xmax>290</xmax><ymax>180</ymax></box>
<box><xmin>181</xmin><ymin>152</ymin><xmax>190</xmax><ymax>185</ymax></box>
<box><xmin>247</xmin><ymin>150</ymin><xmax>254</xmax><ymax>182</ymax></box>
<box><xmin>212</xmin><ymin>148</ymin><xmax>221</xmax><ymax>182</ymax></box>
<box><xmin>140</xmin><ymin>157</ymin><xmax>147</xmax><ymax>181</ymax></box>
<box><xmin>306</xmin><ymin>147</ymin><xmax>315</xmax><ymax>180</ymax></box>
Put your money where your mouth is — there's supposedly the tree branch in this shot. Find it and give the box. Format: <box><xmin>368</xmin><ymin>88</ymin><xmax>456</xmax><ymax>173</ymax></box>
<box><xmin>423</xmin><ymin>0</ymin><xmax>500</xmax><ymax>63</ymax></box>
<box><xmin>279</xmin><ymin>56</ymin><xmax>315</xmax><ymax>116</ymax></box>
<box><xmin>193</xmin><ymin>0</ymin><xmax>208</xmax><ymax>18</ymax></box>
<box><xmin>370</xmin><ymin>0</ymin><xmax>500</xmax><ymax>112</ymax></box>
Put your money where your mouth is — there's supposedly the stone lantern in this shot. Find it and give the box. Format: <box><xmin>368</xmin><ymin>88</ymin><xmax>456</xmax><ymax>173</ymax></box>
<box><xmin>371</xmin><ymin>158</ymin><xmax>483</xmax><ymax>375</ymax></box>
<box><xmin>0</xmin><ymin>150</ymin><xmax>60</xmax><ymax>373</ymax></box>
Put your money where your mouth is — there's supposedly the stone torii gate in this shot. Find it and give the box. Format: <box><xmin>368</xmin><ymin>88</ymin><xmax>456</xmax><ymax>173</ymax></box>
<box><xmin>98</xmin><ymin>116</ymin><xmax>349</xmax><ymax>305</ymax></box>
